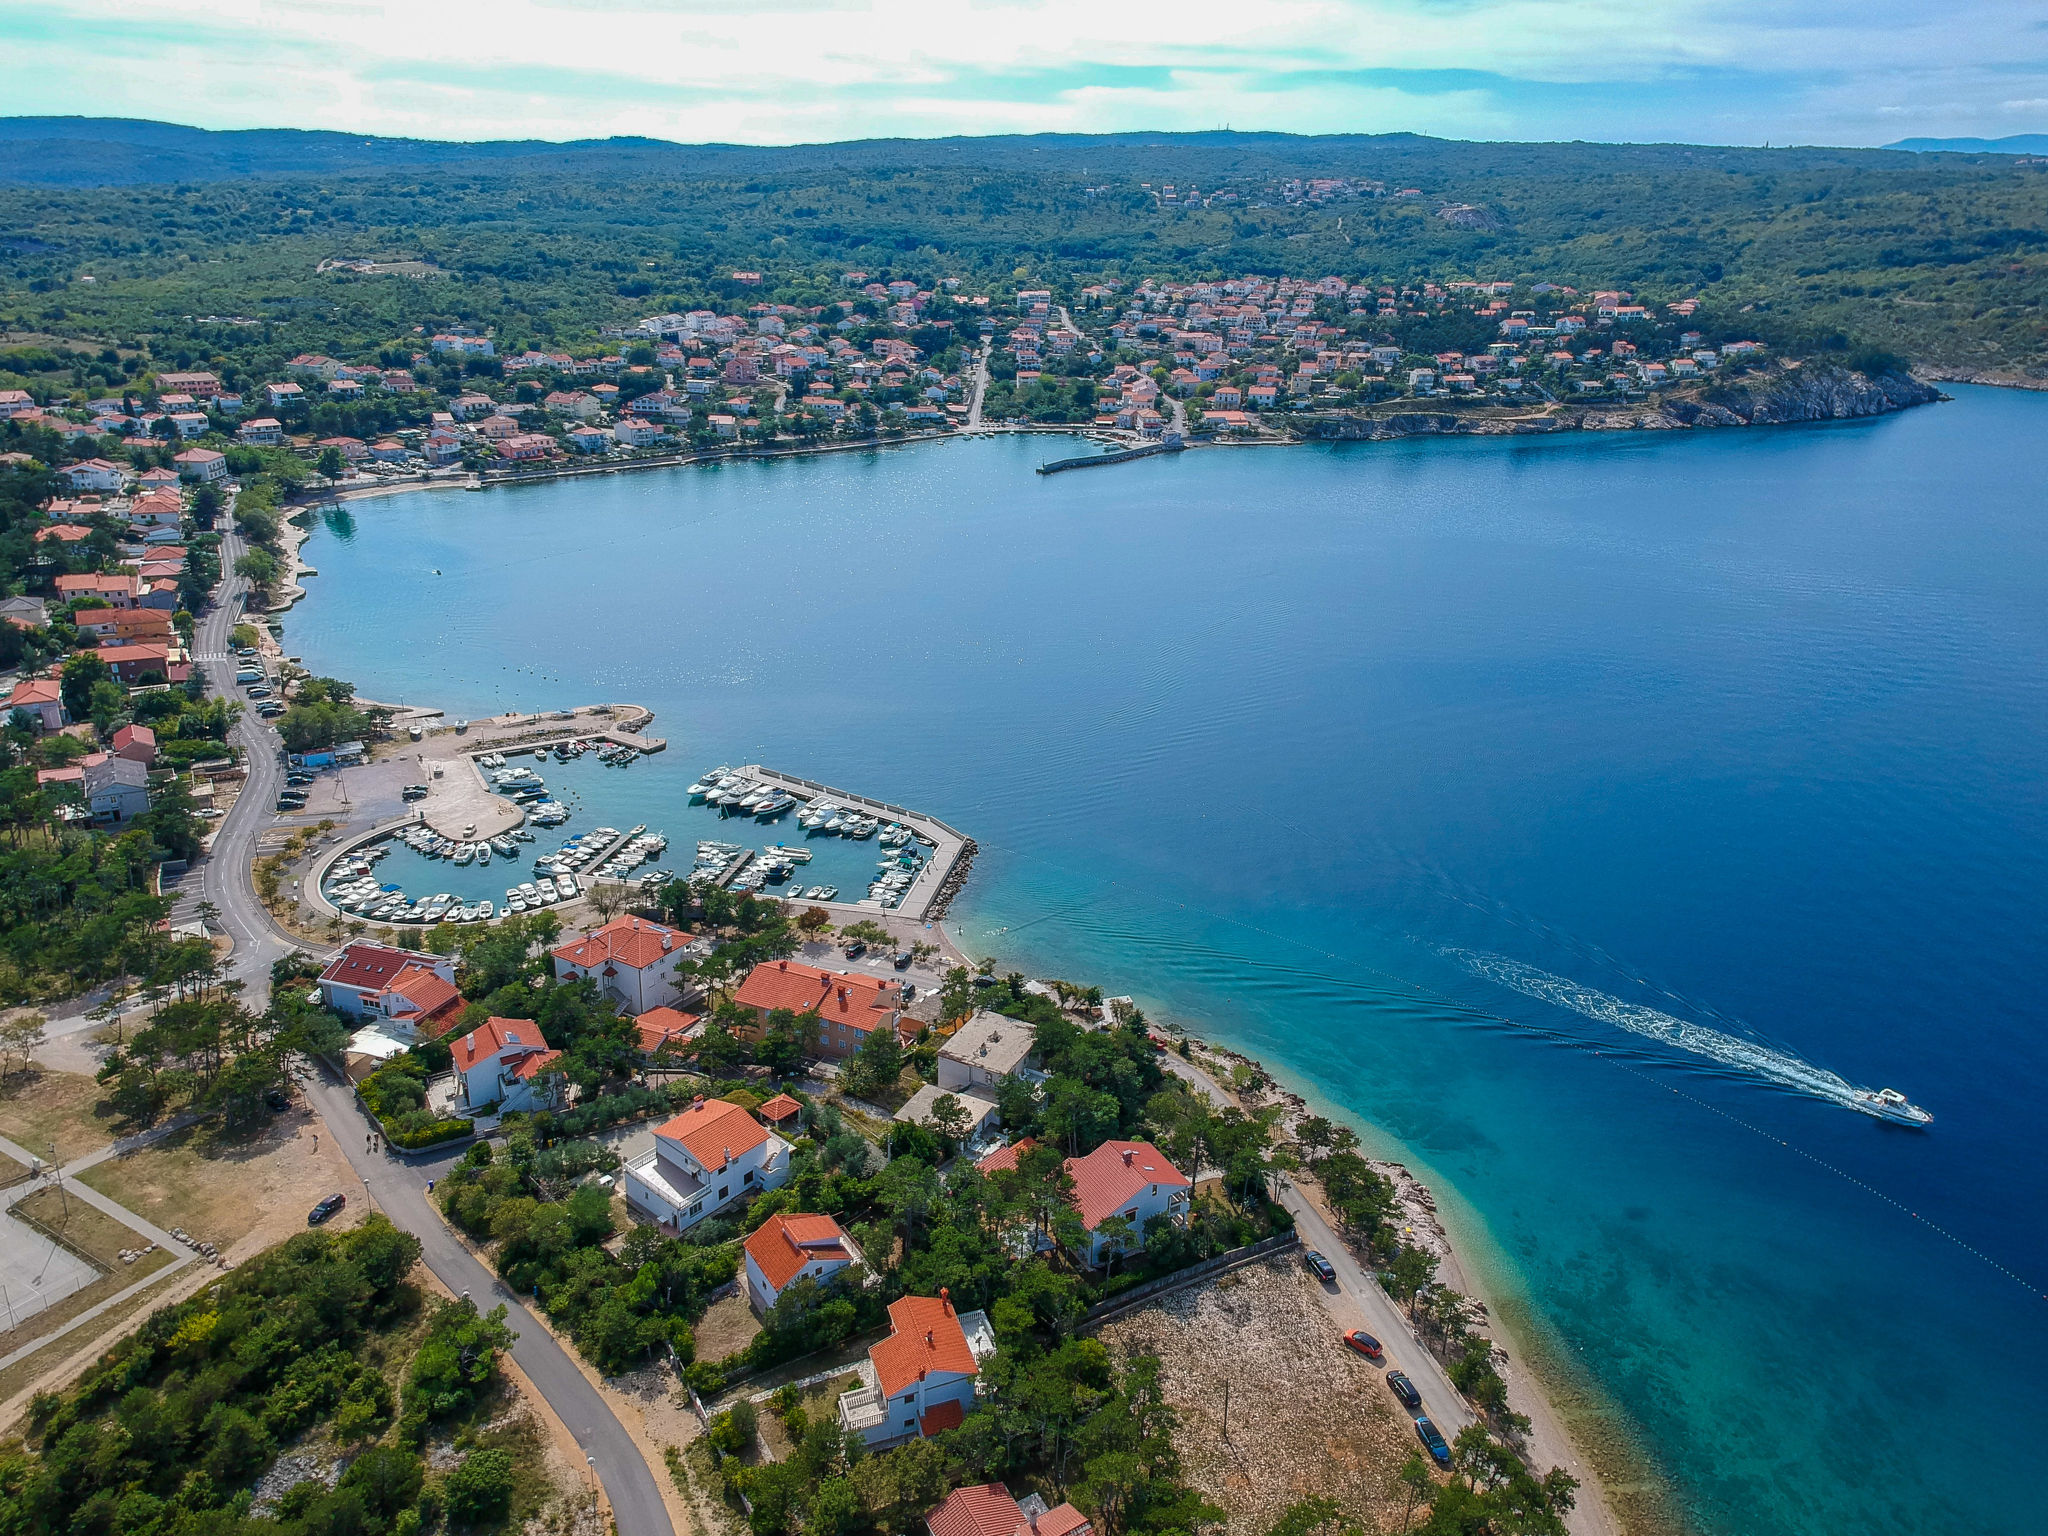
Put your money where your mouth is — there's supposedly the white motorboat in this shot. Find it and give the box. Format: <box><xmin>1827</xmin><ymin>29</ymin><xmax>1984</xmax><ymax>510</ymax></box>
<box><xmin>1851</xmin><ymin>1087</ymin><xmax>1933</xmax><ymax>1127</ymax></box>
<box><xmin>555</xmin><ymin>873</ymin><xmax>579</xmax><ymax>898</ymax></box>
<box><xmin>537</xmin><ymin>877</ymin><xmax>559</xmax><ymax>902</ymax></box>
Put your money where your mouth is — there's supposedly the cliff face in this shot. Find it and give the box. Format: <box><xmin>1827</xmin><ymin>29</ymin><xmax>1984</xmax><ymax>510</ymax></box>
<box><xmin>1303</xmin><ymin>366</ymin><xmax>1942</xmax><ymax>442</ymax></box>
<box><xmin>1665</xmin><ymin>365</ymin><xmax>1942</xmax><ymax>426</ymax></box>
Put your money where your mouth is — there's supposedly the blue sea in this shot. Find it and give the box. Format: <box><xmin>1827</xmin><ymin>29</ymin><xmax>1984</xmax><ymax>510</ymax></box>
<box><xmin>291</xmin><ymin>387</ymin><xmax>2048</xmax><ymax>1536</ymax></box>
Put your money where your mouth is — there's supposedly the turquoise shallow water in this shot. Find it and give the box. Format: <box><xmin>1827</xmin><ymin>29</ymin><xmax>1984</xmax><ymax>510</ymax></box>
<box><xmin>292</xmin><ymin>390</ymin><xmax>2048</xmax><ymax>1535</ymax></box>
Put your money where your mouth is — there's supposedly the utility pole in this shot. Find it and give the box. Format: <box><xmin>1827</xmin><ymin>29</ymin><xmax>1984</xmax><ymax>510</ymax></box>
<box><xmin>1221</xmin><ymin>1380</ymin><xmax>1230</xmax><ymax>1442</ymax></box>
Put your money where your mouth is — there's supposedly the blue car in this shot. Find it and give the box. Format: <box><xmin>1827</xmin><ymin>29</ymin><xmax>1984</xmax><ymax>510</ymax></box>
<box><xmin>1415</xmin><ymin>1415</ymin><xmax>1452</xmax><ymax>1468</ymax></box>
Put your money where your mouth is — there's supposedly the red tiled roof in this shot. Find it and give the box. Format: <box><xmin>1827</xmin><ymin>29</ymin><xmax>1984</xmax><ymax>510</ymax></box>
<box><xmin>926</xmin><ymin>1484</ymin><xmax>1022</xmax><ymax>1536</ymax></box>
<box><xmin>745</xmin><ymin>1212</ymin><xmax>853</xmax><ymax>1292</ymax></box>
<box><xmin>655</xmin><ymin>1097</ymin><xmax>767</xmax><ymax>1173</ymax></box>
<box><xmin>757</xmin><ymin>1092</ymin><xmax>802</xmax><ymax>1124</ymax></box>
<box><xmin>1024</xmin><ymin>1504</ymin><xmax>1092</xmax><ymax>1536</ymax></box>
<box><xmin>10</xmin><ymin>678</ymin><xmax>60</xmax><ymax>705</ymax></box>
<box><xmin>320</xmin><ymin>942</ymin><xmax>427</xmax><ymax>993</ymax></box>
<box><xmin>635</xmin><ymin>1006</ymin><xmax>701</xmax><ymax>1052</ymax></box>
<box><xmin>553</xmin><ymin>915</ymin><xmax>690</xmax><ymax>973</ymax></box>
<box><xmin>455</xmin><ymin>1016</ymin><xmax>551</xmax><ymax>1070</ymax></box>
<box><xmin>871</xmin><ymin>1294</ymin><xmax>977</xmax><ymax>1399</ymax></box>
<box><xmin>1063</xmin><ymin>1140</ymin><xmax>1190</xmax><ymax>1231</ymax></box>
<box><xmin>112</xmin><ymin>723</ymin><xmax>155</xmax><ymax>751</ymax></box>
<box><xmin>386</xmin><ymin>964</ymin><xmax>463</xmax><ymax>1024</ymax></box>
<box><xmin>918</xmin><ymin>1398</ymin><xmax>965</xmax><ymax>1437</ymax></box>
<box><xmin>974</xmin><ymin>1138</ymin><xmax>1036</xmax><ymax>1176</ymax></box>
<box><xmin>733</xmin><ymin>960</ymin><xmax>901</xmax><ymax>1030</ymax></box>
<box><xmin>511</xmin><ymin>1048</ymin><xmax>563</xmax><ymax>1081</ymax></box>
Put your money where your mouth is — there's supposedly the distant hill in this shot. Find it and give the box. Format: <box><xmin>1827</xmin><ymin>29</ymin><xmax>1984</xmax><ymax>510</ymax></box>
<box><xmin>0</xmin><ymin>115</ymin><xmax>1938</xmax><ymax>189</ymax></box>
<box><xmin>1884</xmin><ymin>134</ymin><xmax>2048</xmax><ymax>155</ymax></box>
<box><xmin>0</xmin><ymin>116</ymin><xmax>683</xmax><ymax>186</ymax></box>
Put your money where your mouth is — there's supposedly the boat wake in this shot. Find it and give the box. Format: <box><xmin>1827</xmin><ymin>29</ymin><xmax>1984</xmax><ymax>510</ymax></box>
<box><xmin>1448</xmin><ymin>950</ymin><xmax>1928</xmax><ymax>1123</ymax></box>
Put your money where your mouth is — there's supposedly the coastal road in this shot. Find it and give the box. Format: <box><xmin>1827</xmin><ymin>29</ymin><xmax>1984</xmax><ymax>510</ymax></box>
<box><xmin>182</xmin><ymin>505</ymin><xmax>680</xmax><ymax>1536</ymax></box>
<box><xmin>1157</xmin><ymin>1049</ymin><xmax>1615</xmax><ymax>1536</ymax></box>
<box><xmin>299</xmin><ymin>1069</ymin><xmax>678</xmax><ymax>1536</ymax></box>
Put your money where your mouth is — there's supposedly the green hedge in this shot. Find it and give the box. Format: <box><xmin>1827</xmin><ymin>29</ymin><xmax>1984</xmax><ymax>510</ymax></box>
<box><xmin>388</xmin><ymin>1116</ymin><xmax>473</xmax><ymax>1150</ymax></box>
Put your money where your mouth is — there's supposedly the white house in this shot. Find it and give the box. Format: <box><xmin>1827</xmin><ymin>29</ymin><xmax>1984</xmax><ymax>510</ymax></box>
<box><xmin>1063</xmin><ymin>1140</ymin><xmax>1192</xmax><ymax>1268</ymax></box>
<box><xmin>838</xmin><ymin>1291</ymin><xmax>996</xmax><ymax>1447</ymax></box>
<box><xmin>317</xmin><ymin>943</ymin><xmax>462</xmax><ymax>1033</ymax></box>
<box><xmin>238</xmin><ymin>418</ymin><xmax>284</xmax><ymax>445</ymax></box>
<box><xmin>82</xmin><ymin>755</ymin><xmax>149</xmax><ymax>823</ymax></box>
<box><xmin>64</xmin><ymin>459</ymin><xmax>125</xmax><ymax>492</ymax></box>
<box><xmin>622</xmin><ymin>1096</ymin><xmax>791</xmax><ymax>1230</ymax></box>
<box><xmin>173</xmin><ymin>448</ymin><xmax>227</xmax><ymax>483</ymax></box>
<box><xmin>937</xmin><ymin>1011</ymin><xmax>1042</xmax><ymax>1095</ymax></box>
<box><xmin>451</xmin><ymin>1016</ymin><xmax>564</xmax><ymax>1113</ymax></box>
<box><xmin>551</xmin><ymin>916</ymin><xmax>695</xmax><ymax>1013</ymax></box>
<box><xmin>743</xmin><ymin>1211</ymin><xmax>862</xmax><ymax>1313</ymax></box>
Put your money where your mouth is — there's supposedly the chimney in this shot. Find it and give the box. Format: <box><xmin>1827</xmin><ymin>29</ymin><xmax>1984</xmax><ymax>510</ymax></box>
<box><xmin>837</xmin><ymin>986</ymin><xmax>848</xmax><ymax>1005</ymax></box>
<box><xmin>1121</xmin><ymin>1148</ymin><xmax>1135</xmax><ymax>1166</ymax></box>
<box><xmin>940</xmin><ymin>1286</ymin><xmax>952</xmax><ymax>1313</ymax></box>
<box><xmin>692</xmin><ymin>1094</ymin><xmax>704</xmax><ymax>1106</ymax></box>
<box><xmin>925</xmin><ymin>1330</ymin><xmax>934</xmax><ymax>1346</ymax></box>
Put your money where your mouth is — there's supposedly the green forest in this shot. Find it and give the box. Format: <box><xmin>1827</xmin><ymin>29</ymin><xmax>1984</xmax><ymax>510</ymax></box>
<box><xmin>0</xmin><ymin>123</ymin><xmax>2043</xmax><ymax>383</ymax></box>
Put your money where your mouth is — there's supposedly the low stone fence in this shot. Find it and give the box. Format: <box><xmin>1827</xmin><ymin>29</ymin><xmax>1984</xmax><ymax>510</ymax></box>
<box><xmin>1076</xmin><ymin>1230</ymin><xmax>1301</xmax><ymax>1330</ymax></box>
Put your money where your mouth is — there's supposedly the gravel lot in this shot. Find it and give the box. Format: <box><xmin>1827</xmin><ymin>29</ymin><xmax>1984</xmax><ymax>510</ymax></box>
<box><xmin>1097</xmin><ymin>1256</ymin><xmax>1428</xmax><ymax>1533</ymax></box>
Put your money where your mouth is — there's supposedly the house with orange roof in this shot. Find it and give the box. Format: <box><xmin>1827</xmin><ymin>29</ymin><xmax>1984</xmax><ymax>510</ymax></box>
<box><xmin>973</xmin><ymin>1137</ymin><xmax>1037</xmax><ymax>1176</ymax></box>
<box><xmin>111</xmin><ymin>723</ymin><xmax>156</xmax><ymax>766</ymax></box>
<box><xmin>925</xmin><ymin>1484</ymin><xmax>1092</xmax><ymax>1536</ymax></box>
<box><xmin>732</xmin><ymin>959</ymin><xmax>906</xmax><ymax>1060</ymax></box>
<box><xmin>838</xmin><ymin>1290</ymin><xmax>996</xmax><ymax>1447</ymax></box>
<box><xmin>7</xmin><ymin>677</ymin><xmax>66</xmax><ymax>731</ymax></box>
<box><xmin>1063</xmin><ymin>1140</ymin><xmax>1191</xmax><ymax>1268</ymax></box>
<box><xmin>623</xmin><ymin>1094</ymin><xmax>791</xmax><ymax>1230</ymax></box>
<box><xmin>452</xmin><ymin>1016</ymin><xmax>564</xmax><ymax>1113</ymax></box>
<box><xmin>317</xmin><ymin>942</ymin><xmax>463</xmax><ymax>1033</ymax></box>
<box><xmin>552</xmin><ymin>915</ymin><xmax>696</xmax><ymax>1012</ymax></box>
<box><xmin>634</xmin><ymin>1006</ymin><xmax>702</xmax><ymax>1056</ymax></box>
<box><xmin>743</xmin><ymin>1211</ymin><xmax>863</xmax><ymax>1312</ymax></box>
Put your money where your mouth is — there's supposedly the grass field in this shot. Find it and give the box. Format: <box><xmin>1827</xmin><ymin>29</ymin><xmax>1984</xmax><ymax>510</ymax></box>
<box><xmin>0</xmin><ymin>1071</ymin><xmax>118</xmax><ymax>1167</ymax></box>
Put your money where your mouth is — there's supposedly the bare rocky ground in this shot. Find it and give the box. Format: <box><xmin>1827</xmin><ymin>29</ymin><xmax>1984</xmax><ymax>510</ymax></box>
<box><xmin>1098</xmin><ymin>1257</ymin><xmax>1427</xmax><ymax>1534</ymax></box>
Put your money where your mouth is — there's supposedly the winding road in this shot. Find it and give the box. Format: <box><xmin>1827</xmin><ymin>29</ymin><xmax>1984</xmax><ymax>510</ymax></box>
<box><xmin>185</xmin><ymin>506</ymin><xmax>680</xmax><ymax>1536</ymax></box>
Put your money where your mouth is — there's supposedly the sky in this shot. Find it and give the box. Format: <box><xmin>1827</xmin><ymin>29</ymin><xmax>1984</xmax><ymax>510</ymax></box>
<box><xmin>3</xmin><ymin>0</ymin><xmax>2047</xmax><ymax>149</ymax></box>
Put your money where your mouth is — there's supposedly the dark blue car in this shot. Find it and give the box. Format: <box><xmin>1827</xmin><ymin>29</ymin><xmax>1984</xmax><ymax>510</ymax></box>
<box><xmin>1415</xmin><ymin>1415</ymin><xmax>1452</xmax><ymax>1468</ymax></box>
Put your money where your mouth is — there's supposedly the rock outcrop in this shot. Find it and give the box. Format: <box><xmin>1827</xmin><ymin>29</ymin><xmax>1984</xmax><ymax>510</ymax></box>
<box><xmin>1301</xmin><ymin>365</ymin><xmax>1943</xmax><ymax>443</ymax></box>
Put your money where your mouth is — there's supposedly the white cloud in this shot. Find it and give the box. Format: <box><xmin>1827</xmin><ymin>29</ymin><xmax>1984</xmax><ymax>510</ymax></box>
<box><xmin>3</xmin><ymin>0</ymin><xmax>2046</xmax><ymax>144</ymax></box>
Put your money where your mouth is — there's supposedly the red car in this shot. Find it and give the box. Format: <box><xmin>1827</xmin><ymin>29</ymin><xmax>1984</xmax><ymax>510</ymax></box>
<box><xmin>1340</xmin><ymin>1329</ymin><xmax>1384</xmax><ymax>1361</ymax></box>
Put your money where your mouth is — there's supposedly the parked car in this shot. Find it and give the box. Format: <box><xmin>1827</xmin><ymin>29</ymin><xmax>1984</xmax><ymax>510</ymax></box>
<box><xmin>265</xmin><ymin>1088</ymin><xmax>290</xmax><ymax>1112</ymax></box>
<box><xmin>1386</xmin><ymin>1371</ymin><xmax>1422</xmax><ymax>1411</ymax></box>
<box><xmin>307</xmin><ymin>1193</ymin><xmax>346</xmax><ymax>1225</ymax></box>
<box><xmin>842</xmin><ymin>940</ymin><xmax>866</xmax><ymax>959</ymax></box>
<box><xmin>892</xmin><ymin>951</ymin><xmax>914</xmax><ymax>971</ymax></box>
<box><xmin>1340</xmin><ymin>1329</ymin><xmax>1384</xmax><ymax>1361</ymax></box>
<box><xmin>1303</xmin><ymin>1249</ymin><xmax>1337</xmax><ymax>1284</ymax></box>
<box><xmin>286</xmin><ymin>772</ymin><xmax>313</xmax><ymax>786</ymax></box>
<box><xmin>1415</xmin><ymin>1415</ymin><xmax>1451</xmax><ymax>1467</ymax></box>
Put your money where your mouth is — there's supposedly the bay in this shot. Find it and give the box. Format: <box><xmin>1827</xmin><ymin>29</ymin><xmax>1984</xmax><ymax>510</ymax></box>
<box><xmin>290</xmin><ymin>386</ymin><xmax>2048</xmax><ymax>1536</ymax></box>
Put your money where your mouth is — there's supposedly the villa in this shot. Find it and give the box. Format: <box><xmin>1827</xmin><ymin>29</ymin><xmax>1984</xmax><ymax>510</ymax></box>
<box><xmin>838</xmin><ymin>1290</ymin><xmax>996</xmax><ymax>1447</ymax></box>
<box><xmin>622</xmin><ymin>1095</ymin><xmax>791</xmax><ymax>1230</ymax></box>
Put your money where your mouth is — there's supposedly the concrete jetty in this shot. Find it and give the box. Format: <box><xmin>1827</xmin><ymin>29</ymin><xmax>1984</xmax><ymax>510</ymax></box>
<box><xmin>741</xmin><ymin>765</ymin><xmax>974</xmax><ymax>921</ymax></box>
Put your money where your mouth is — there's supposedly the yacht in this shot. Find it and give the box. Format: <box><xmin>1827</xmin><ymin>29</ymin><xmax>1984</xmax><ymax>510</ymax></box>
<box><xmin>1851</xmin><ymin>1087</ymin><xmax>1933</xmax><ymax>1127</ymax></box>
<box><xmin>537</xmin><ymin>877</ymin><xmax>559</xmax><ymax>902</ymax></box>
<box><xmin>555</xmin><ymin>873</ymin><xmax>579</xmax><ymax>898</ymax></box>
<box><xmin>453</xmin><ymin>844</ymin><xmax>475</xmax><ymax>865</ymax></box>
<box><xmin>492</xmin><ymin>836</ymin><xmax>518</xmax><ymax>857</ymax></box>
<box><xmin>477</xmin><ymin>845</ymin><xmax>492</xmax><ymax>867</ymax></box>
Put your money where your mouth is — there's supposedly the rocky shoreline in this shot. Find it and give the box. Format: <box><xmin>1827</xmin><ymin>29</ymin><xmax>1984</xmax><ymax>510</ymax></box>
<box><xmin>1303</xmin><ymin>362</ymin><xmax>1943</xmax><ymax>443</ymax></box>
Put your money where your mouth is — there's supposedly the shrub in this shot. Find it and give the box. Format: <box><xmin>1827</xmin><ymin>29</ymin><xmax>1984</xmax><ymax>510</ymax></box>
<box><xmin>443</xmin><ymin>1447</ymin><xmax>515</xmax><ymax>1526</ymax></box>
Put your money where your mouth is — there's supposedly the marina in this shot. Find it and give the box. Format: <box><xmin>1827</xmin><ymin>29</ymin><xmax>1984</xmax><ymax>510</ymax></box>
<box><xmin>303</xmin><ymin>743</ymin><xmax>973</xmax><ymax>927</ymax></box>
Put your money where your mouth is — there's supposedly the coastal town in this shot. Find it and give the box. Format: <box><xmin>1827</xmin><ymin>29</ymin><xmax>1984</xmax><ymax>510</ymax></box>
<box><xmin>0</xmin><ymin>345</ymin><xmax>1617</xmax><ymax>1536</ymax></box>
<box><xmin>0</xmin><ymin>262</ymin><xmax>1827</xmax><ymax>502</ymax></box>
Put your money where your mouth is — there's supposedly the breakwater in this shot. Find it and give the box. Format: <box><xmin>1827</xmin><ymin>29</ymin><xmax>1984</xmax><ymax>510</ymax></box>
<box><xmin>1037</xmin><ymin>440</ymin><xmax>1184</xmax><ymax>474</ymax></box>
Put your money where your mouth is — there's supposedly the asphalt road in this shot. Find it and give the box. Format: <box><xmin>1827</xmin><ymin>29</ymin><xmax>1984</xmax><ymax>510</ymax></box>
<box><xmin>1151</xmin><ymin>1052</ymin><xmax>1476</xmax><ymax>1440</ymax></box>
<box><xmin>186</xmin><ymin>509</ymin><xmax>680</xmax><ymax>1536</ymax></box>
<box><xmin>301</xmin><ymin>1070</ymin><xmax>678</xmax><ymax>1536</ymax></box>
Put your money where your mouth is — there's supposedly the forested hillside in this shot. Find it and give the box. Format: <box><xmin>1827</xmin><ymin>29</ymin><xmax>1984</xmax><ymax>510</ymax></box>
<box><xmin>1</xmin><ymin>121</ymin><xmax>2044</xmax><ymax>379</ymax></box>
